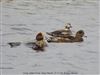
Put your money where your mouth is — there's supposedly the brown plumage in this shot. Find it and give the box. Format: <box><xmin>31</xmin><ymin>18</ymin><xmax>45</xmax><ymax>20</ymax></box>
<box><xmin>32</xmin><ymin>32</ymin><xmax>47</xmax><ymax>51</ymax></box>
<box><xmin>36</xmin><ymin>32</ymin><xmax>44</xmax><ymax>41</ymax></box>
<box><xmin>46</xmin><ymin>23</ymin><xmax>72</xmax><ymax>38</ymax></box>
<box><xmin>47</xmin><ymin>30</ymin><xmax>85</xmax><ymax>43</ymax></box>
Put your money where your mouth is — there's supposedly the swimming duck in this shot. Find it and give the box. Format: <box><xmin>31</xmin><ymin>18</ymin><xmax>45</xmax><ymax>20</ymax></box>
<box><xmin>46</xmin><ymin>23</ymin><xmax>72</xmax><ymax>38</ymax></box>
<box><xmin>47</xmin><ymin>30</ymin><xmax>84</xmax><ymax>43</ymax></box>
<box><xmin>32</xmin><ymin>32</ymin><xmax>47</xmax><ymax>52</ymax></box>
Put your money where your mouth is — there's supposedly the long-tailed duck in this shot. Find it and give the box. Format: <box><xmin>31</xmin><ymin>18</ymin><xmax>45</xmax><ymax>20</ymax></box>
<box><xmin>32</xmin><ymin>32</ymin><xmax>47</xmax><ymax>52</ymax></box>
<box><xmin>46</xmin><ymin>23</ymin><xmax>72</xmax><ymax>38</ymax></box>
<box><xmin>47</xmin><ymin>30</ymin><xmax>84</xmax><ymax>43</ymax></box>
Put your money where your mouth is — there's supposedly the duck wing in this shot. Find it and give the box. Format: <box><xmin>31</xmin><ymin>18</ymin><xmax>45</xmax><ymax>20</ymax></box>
<box><xmin>46</xmin><ymin>30</ymin><xmax>62</xmax><ymax>37</ymax></box>
<box><xmin>46</xmin><ymin>29</ymin><xmax>68</xmax><ymax>36</ymax></box>
<box><xmin>46</xmin><ymin>29</ymin><xmax>72</xmax><ymax>37</ymax></box>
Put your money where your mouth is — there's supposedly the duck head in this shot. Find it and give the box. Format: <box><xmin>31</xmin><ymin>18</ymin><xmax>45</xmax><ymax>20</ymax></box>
<box><xmin>36</xmin><ymin>32</ymin><xmax>44</xmax><ymax>41</ymax></box>
<box><xmin>74</xmin><ymin>30</ymin><xmax>85</xmax><ymax>42</ymax></box>
<box><xmin>65</xmin><ymin>23</ymin><xmax>72</xmax><ymax>29</ymax></box>
<box><xmin>76</xmin><ymin>30</ymin><xmax>84</xmax><ymax>37</ymax></box>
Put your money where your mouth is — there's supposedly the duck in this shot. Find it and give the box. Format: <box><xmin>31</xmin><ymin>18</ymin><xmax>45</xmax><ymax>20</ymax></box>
<box><xmin>32</xmin><ymin>32</ymin><xmax>47</xmax><ymax>52</ymax></box>
<box><xmin>46</xmin><ymin>23</ymin><xmax>72</xmax><ymax>38</ymax></box>
<box><xmin>47</xmin><ymin>30</ymin><xmax>85</xmax><ymax>43</ymax></box>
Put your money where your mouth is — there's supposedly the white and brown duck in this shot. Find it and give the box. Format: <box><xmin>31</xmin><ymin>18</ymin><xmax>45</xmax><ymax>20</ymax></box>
<box><xmin>32</xmin><ymin>32</ymin><xmax>47</xmax><ymax>52</ymax></box>
<box><xmin>46</xmin><ymin>23</ymin><xmax>72</xmax><ymax>38</ymax></box>
<box><xmin>47</xmin><ymin>30</ymin><xmax>85</xmax><ymax>43</ymax></box>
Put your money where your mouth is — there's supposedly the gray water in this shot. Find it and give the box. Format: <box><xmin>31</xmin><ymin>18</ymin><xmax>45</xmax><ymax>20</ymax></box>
<box><xmin>0</xmin><ymin>0</ymin><xmax>99</xmax><ymax>75</ymax></box>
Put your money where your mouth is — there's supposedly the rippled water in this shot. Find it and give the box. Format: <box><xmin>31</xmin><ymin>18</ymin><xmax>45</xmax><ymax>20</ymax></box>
<box><xmin>0</xmin><ymin>0</ymin><xmax>99</xmax><ymax>75</ymax></box>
